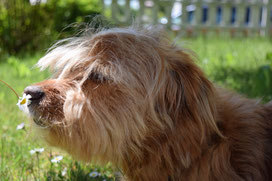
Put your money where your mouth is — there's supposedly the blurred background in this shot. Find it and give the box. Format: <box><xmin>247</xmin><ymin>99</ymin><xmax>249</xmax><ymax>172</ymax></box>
<box><xmin>1</xmin><ymin>0</ymin><xmax>272</xmax><ymax>55</ymax></box>
<box><xmin>0</xmin><ymin>0</ymin><xmax>272</xmax><ymax>180</ymax></box>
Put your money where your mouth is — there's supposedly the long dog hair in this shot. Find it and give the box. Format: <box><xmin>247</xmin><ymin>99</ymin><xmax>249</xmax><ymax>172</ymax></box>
<box><xmin>25</xmin><ymin>26</ymin><xmax>272</xmax><ymax>180</ymax></box>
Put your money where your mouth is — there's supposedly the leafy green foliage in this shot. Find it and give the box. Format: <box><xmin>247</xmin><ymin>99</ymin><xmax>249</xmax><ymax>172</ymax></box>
<box><xmin>0</xmin><ymin>0</ymin><xmax>102</xmax><ymax>55</ymax></box>
<box><xmin>7</xmin><ymin>56</ymin><xmax>32</xmax><ymax>77</ymax></box>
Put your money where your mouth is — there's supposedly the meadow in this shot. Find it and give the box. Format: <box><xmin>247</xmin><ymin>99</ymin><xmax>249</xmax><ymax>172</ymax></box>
<box><xmin>0</xmin><ymin>37</ymin><xmax>271</xmax><ymax>180</ymax></box>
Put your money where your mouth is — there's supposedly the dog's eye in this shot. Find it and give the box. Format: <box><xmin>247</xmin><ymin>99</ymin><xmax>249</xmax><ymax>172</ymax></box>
<box><xmin>88</xmin><ymin>72</ymin><xmax>107</xmax><ymax>83</ymax></box>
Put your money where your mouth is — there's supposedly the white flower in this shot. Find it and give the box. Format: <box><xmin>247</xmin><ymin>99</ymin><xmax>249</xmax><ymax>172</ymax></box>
<box><xmin>16</xmin><ymin>122</ymin><xmax>25</xmax><ymax>130</ymax></box>
<box><xmin>160</xmin><ymin>17</ymin><xmax>168</xmax><ymax>24</ymax></box>
<box><xmin>17</xmin><ymin>94</ymin><xmax>32</xmax><ymax>115</ymax></box>
<box><xmin>30</xmin><ymin>150</ymin><xmax>36</xmax><ymax>155</ymax></box>
<box><xmin>30</xmin><ymin>148</ymin><xmax>44</xmax><ymax>155</ymax></box>
<box><xmin>51</xmin><ymin>155</ymin><xmax>63</xmax><ymax>163</ymax></box>
<box><xmin>35</xmin><ymin>148</ymin><xmax>44</xmax><ymax>153</ymax></box>
<box><xmin>61</xmin><ymin>167</ymin><xmax>67</xmax><ymax>176</ymax></box>
<box><xmin>89</xmin><ymin>171</ymin><xmax>99</xmax><ymax>177</ymax></box>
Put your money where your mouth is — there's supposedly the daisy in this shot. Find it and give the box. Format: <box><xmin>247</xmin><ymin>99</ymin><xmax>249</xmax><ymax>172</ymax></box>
<box><xmin>51</xmin><ymin>155</ymin><xmax>63</xmax><ymax>163</ymax></box>
<box><xmin>30</xmin><ymin>148</ymin><xmax>44</xmax><ymax>155</ymax></box>
<box><xmin>17</xmin><ymin>94</ymin><xmax>32</xmax><ymax>115</ymax></box>
<box><xmin>30</xmin><ymin>149</ymin><xmax>36</xmax><ymax>155</ymax></box>
<box><xmin>16</xmin><ymin>122</ymin><xmax>25</xmax><ymax>130</ymax></box>
<box><xmin>61</xmin><ymin>167</ymin><xmax>67</xmax><ymax>176</ymax></box>
<box><xmin>89</xmin><ymin>171</ymin><xmax>99</xmax><ymax>177</ymax></box>
<box><xmin>35</xmin><ymin>148</ymin><xmax>44</xmax><ymax>153</ymax></box>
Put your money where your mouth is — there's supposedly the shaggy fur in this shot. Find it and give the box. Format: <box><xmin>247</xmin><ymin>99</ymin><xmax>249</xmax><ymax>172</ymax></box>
<box><xmin>25</xmin><ymin>27</ymin><xmax>272</xmax><ymax>181</ymax></box>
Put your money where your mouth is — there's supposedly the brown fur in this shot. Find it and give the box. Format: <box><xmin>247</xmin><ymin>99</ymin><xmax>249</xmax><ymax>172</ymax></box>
<box><xmin>26</xmin><ymin>27</ymin><xmax>272</xmax><ymax>181</ymax></box>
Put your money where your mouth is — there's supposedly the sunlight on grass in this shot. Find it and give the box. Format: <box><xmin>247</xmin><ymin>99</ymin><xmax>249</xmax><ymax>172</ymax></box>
<box><xmin>181</xmin><ymin>37</ymin><xmax>272</xmax><ymax>101</ymax></box>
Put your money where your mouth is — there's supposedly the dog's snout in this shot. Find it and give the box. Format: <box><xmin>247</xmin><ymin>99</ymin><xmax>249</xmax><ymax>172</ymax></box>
<box><xmin>24</xmin><ymin>86</ymin><xmax>44</xmax><ymax>102</ymax></box>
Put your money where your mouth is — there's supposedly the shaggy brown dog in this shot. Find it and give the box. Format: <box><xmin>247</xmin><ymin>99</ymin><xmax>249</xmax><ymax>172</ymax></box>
<box><xmin>24</xmin><ymin>27</ymin><xmax>272</xmax><ymax>181</ymax></box>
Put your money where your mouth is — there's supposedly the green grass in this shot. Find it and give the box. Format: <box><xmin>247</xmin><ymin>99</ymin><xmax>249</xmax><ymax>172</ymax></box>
<box><xmin>0</xmin><ymin>37</ymin><xmax>272</xmax><ymax>180</ymax></box>
<box><xmin>182</xmin><ymin>37</ymin><xmax>272</xmax><ymax>102</ymax></box>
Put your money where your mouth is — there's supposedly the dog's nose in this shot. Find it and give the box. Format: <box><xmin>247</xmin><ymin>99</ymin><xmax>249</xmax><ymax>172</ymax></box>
<box><xmin>24</xmin><ymin>86</ymin><xmax>44</xmax><ymax>102</ymax></box>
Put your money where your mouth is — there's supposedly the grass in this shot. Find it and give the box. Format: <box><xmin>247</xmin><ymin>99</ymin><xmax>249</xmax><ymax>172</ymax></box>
<box><xmin>182</xmin><ymin>37</ymin><xmax>272</xmax><ymax>102</ymax></box>
<box><xmin>0</xmin><ymin>37</ymin><xmax>272</xmax><ymax>180</ymax></box>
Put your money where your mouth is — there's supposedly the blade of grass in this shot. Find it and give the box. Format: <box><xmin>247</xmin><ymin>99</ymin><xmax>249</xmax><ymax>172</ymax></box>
<box><xmin>0</xmin><ymin>79</ymin><xmax>19</xmax><ymax>99</ymax></box>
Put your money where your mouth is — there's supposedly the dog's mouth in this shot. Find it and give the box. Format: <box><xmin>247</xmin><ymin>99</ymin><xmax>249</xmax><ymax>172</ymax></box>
<box><xmin>30</xmin><ymin>112</ymin><xmax>47</xmax><ymax>127</ymax></box>
<box><xmin>32</xmin><ymin>117</ymin><xmax>47</xmax><ymax>127</ymax></box>
<box><xmin>27</xmin><ymin>105</ymin><xmax>48</xmax><ymax>127</ymax></box>
<box><xmin>28</xmin><ymin>102</ymin><xmax>64</xmax><ymax>128</ymax></box>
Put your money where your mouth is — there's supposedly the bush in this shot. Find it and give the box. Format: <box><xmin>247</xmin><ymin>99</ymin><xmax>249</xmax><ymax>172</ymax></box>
<box><xmin>0</xmin><ymin>0</ymin><xmax>102</xmax><ymax>56</ymax></box>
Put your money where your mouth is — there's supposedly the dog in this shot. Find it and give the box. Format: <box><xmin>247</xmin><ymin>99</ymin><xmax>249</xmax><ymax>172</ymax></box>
<box><xmin>24</xmin><ymin>26</ymin><xmax>272</xmax><ymax>181</ymax></box>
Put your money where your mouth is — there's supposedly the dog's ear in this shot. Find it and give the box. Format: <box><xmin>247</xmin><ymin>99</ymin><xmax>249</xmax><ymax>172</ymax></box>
<box><xmin>157</xmin><ymin>49</ymin><xmax>222</xmax><ymax>142</ymax></box>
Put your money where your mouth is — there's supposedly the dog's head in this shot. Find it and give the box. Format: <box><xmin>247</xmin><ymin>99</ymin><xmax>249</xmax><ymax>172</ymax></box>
<box><xmin>24</xmin><ymin>27</ymin><xmax>221</xmax><ymax>165</ymax></box>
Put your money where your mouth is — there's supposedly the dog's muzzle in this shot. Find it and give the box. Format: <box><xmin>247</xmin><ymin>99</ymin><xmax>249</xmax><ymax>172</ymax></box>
<box><xmin>24</xmin><ymin>86</ymin><xmax>47</xmax><ymax>126</ymax></box>
<box><xmin>24</xmin><ymin>86</ymin><xmax>45</xmax><ymax>104</ymax></box>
